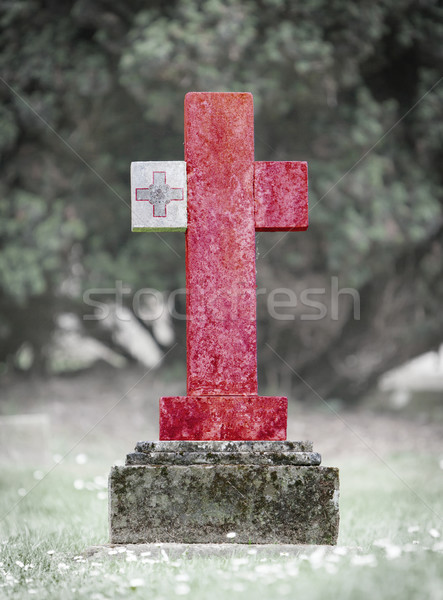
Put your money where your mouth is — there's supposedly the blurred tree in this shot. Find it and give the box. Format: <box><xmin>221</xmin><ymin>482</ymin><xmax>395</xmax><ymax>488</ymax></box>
<box><xmin>0</xmin><ymin>0</ymin><xmax>442</xmax><ymax>401</ymax></box>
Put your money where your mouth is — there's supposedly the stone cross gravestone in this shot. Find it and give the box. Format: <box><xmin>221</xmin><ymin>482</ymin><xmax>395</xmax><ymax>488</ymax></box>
<box><xmin>109</xmin><ymin>93</ymin><xmax>339</xmax><ymax>544</ymax></box>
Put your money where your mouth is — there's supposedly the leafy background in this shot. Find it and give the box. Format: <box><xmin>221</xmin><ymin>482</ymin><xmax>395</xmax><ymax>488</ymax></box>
<box><xmin>1</xmin><ymin>0</ymin><xmax>442</xmax><ymax>401</ymax></box>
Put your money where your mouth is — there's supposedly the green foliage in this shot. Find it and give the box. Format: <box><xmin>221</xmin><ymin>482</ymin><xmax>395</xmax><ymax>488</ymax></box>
<box><xmin>0</xmin><ymin>191</ymin><xmax>85</xmax><ymax>303</ymax></box>
<box><xmin>0</xmin><ymin>0</ymin><xmax>442</xmax><ymax>391</ymax></box>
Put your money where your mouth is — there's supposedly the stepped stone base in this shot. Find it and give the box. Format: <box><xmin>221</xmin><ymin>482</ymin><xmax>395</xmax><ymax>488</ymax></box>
<box><xmin>109</xmin><ymin>441</ymin><xmax>339</xmax><ymax>545</ymax></box>
<box><xmin>160</xmin><ymin>396</ymin><xmax>288</xmax><ymax>440</ymax></box>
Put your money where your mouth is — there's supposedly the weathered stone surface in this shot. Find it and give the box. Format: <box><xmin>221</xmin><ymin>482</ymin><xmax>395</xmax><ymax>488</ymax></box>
<box><xmin>160</xmin><ymin>395</ymin><xmax>287</xmax><ymax>440</ymax></box>
<box><xmin>130</xmin><ymin>440</ymin><xmax>319</xmax><ymax>465</ymax></box>
<box><xmin>109</xmin><ymin>464</ymin><xmax>339</xmax><ymax>545</ymax></box>
<box><xmin>135</xmin><ymin>440</ymin><xmax>313</xmax><ymax>453</ymax></box>
<box><xmin>126</xmin><ymin>451</ymin><xmax>321</xmax><ymax>466</ymax></box>
<box><xmin>131</xmin><ymin>161</ymin><xmax>187</xmax><ymax>232</ymax></box>
<box><xmin>185</xmin><ymin>92</ymin><xmax>257</xmax><ymax>397</ymax></box>
<box><xmin>255</xmin><ymin>161</ymin><xmax>308</xmax><ymax>231</ymax></box>
<box><xmin>132</xmin><ymin>94</ymin><xmax>310</xmax><ymax>441</ymax></box>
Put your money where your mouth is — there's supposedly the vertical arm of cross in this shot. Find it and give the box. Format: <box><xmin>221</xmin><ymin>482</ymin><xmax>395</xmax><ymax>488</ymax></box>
<box><xmin>152</xmin><ymin>172</ymin><xmax>166</xmax><ymax>186</ymax></box>
<box><xmin>184</xmin><ymin>92</ymin><xmax>257</xmax><ymax>397</ymax></box>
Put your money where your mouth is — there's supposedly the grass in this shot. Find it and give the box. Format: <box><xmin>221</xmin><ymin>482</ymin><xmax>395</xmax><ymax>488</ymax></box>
<box><xmin>0</xmin><ymin>452</ymin><xmax>442</xmax><ymax>599</ymax></box>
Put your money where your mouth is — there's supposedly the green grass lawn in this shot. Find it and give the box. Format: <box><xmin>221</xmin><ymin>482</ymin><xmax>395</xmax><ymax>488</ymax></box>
<box><xmin>0</xmin><ymin>452</ymin><xmax>442</xmax><ymax>599</ymax></box>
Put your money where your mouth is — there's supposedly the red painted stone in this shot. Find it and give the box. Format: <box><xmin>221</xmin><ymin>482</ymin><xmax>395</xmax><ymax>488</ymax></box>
<box><xmin>185</xmin><ymin>92</ymin><xmax>257</xmax><ymax>396</ymax></box>
<box><xmin>255</xmin><ymin>161</ymin><xmax>308</xmax><ymax>231</ymax></box>
<box><xmin>160</xmin><ymin>396</ymin><xmax>287</xmax><ymax>441</ymax></box>
<box><xmin>153</xmin><ymin>93</ymin><xmax>309</xmax><ymax>441</ymax></box>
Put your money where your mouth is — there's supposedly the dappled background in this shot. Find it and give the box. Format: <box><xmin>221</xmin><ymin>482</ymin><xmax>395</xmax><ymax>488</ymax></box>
<box><xmin>1</xmin><ymin>0</ymin><xmax>443</xmax><ymax>407</ymax></box>
<box><xmin>1</xmin><ymin>5</ymin><xmax>443</xmax><ymax>598</ymax></box>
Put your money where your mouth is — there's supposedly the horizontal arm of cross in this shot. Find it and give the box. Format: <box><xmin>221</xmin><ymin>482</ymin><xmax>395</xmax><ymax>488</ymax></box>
<box><xmin>254</xmin><ymin>161</ymin><xmax>308</xmax><ymax>232</ymax></box>
<box><xmin>132</xmin><ymin>159</ymin><xmax>307</xmax><ymax>234</ymax></box>
<box><xmin>168</xmin><ymin>188</ymin><xmax>184</xmax><ymax>201</ymax></box>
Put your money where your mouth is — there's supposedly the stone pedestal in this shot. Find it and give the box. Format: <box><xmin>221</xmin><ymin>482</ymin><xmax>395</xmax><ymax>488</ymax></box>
<box><xmin>109</xmin><ymin>441</ymin><xmax>339</xmax><ymax>545</ymax></box>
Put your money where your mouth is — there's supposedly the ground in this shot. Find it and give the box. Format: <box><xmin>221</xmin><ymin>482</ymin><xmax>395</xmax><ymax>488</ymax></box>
<box><xmin>0</xmin><ymin>364</ymin><xmax>442</xmax><ymax>599</ymax></box>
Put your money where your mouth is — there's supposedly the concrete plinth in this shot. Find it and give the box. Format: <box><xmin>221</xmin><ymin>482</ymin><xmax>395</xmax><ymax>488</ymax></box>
<box><xmin>109</xmin><ymin>441</ymin><xmax>339</xmax><ymax>545</ymax></box>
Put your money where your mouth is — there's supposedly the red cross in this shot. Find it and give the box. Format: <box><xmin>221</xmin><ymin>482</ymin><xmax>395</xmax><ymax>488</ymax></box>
<box><xmin>160</xmin><ymin>93</ymin><xmax>308</xmax><ymax>440</ymax></box>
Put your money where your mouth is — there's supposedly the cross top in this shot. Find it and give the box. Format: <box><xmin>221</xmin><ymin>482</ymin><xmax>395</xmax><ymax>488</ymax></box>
<box><xmin>131</xmin><ymin>92</ymin><xmax>308</xmax><ymax>441</ymax></box>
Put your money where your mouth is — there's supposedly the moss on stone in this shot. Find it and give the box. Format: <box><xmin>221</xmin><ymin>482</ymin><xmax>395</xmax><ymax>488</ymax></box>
<box><xmin>109</xmin><ymin>463</ymin><xmax>339</xmax><ymax>545</ymax></box>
